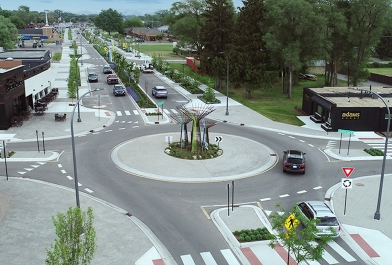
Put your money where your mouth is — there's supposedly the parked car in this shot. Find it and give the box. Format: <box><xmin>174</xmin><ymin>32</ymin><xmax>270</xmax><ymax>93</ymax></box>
<box><xmin>299</xmin><ymin>73</ymin><xmax>318</xmax><ymax>81</ymax></box>
<box><xmin>113</xmin><ymin>84</ymin><xmax>126</xmax><ymax>96</ymax></box>
<box><xmin>88</xmin><ymin>73</ymin><xmax>98</xmax><ymax>83</ymax></box>
<box><xmin>103</xmin><ymin>66</ymin><xmax>112</xmax><ymax>74</ymax></box>
<box><xmin>151</xmin><ymin>86</ymin><xmax>168</xmax><ymax>98</ymax></box>
<box><xmin>296</xmin><ymin>201</ymin><xmax>341</xmax><ymax>238</ymax></box>
<box><xmin>282</xmin><ymin>150</ymin><xmax>306</xmax><ymax>174</ymax></box>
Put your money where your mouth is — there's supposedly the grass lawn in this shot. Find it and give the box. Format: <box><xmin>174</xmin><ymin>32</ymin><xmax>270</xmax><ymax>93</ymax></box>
<box><xmin>136</xmin><ymin>43</ymin><xmax>186</xmax><ymax>60</ymax></box>
<box><xmin>367</xmin><ymin>68</ymin><xmax>392</xmax><ymax>76</ymax></box>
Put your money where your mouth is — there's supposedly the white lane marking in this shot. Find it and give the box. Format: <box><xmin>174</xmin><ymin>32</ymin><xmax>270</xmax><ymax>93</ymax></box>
<box><xmin>260</xmin><ymin>198</ymin><xmax>271</xmax><ymax>201</ymax></box>
<box><xmin>127</xmin><ymin>121</ymin><xmax>132</xmax><ymax>123</ymax></box>
<box><xmin>132</xmin><ymin>126</ymin><xmax>139</xmax><ymax>128</ymax></box>
<box><xmin>299</xmin><ymin>140</ymin><xmax>305</xmax><ymax>142</ymax></box>
<box><xmin>180</xmin><ymin>254</ymin><xmax>195</xmax><ymax>265</ymax></box>
<box><xmin>121</xmin><ymin>121</ymin><xmax>125</xmax><ymax>123</ymax></box>
<box><xmin>313</xmin><ymin>186</ymin><xmax>322</xmax><ymax>190</ymax></box>
<box><xmin>31</xmin><ymin>165</ymin><xmax>39</xmax><ymax>168</ymax></box>
<box><xmin>105</xmin><ymin>130</ymin><xmax>112</xmax><ymax>132</ymax></box>
<box><xmin>279</xmin><ymin>194</ymin><xmax>290</xmax><ymax>198</ymax></box>
<box><xmin>78</xmin><ymin>182</ymin><xmax>82</xmax><ymax>187</ymax></box>
<box><xmin>221</xmin><ymin>249</ymin><xmax>240</xmax><ymax>265</ymax></box>
<box><xmin>308</xmin><ymin>144</ymin><xmax>314</xmax><ymax>147</ymax></box>
<box><xmin>264</xmin><ymin>210</ymin><xmax>272</xmax><ymax>216</ymax></box>
<box><xmin>61</xmin><ymin>169</ymin><xmax>66</xmax><ymax>174</ymax></box>
<box><xmin>37</xmin><ymin>162</ymin><xmax>45</xmax><ymax>165</ymax></box>
<box><xmin>289</xmin><ymin>136</ymin><xmax>295</xmax><ymax>139</ymax></box>
<box><xmin>18</xmin><ymin>172</ymin><xmax>26</xmax><ymax>175</ymax></box>
<box><xmin>66</xmin><ymin>176</ymin><xmax>73</xmax><ymax>180</ymax></box>
<box><xmin>84</xmin><ymin>188</ymin><xmax>93</xmax><ymax>193</ymax></box>
<box><xmin>119</xmin><ymin>128</ymin><xmax>125</xmax><ymax>130</ymax></box>
<box><xmin>24</xmin><ymin>168</ymin><xmax>33</xmax><ymax>171</ymax></box>
<box><xmin>171</xmin><ymin>109</ymin><xmax>178</xmax><ymax>114</ymax></box>
<box><xmin>134</xmin><ymin>121</ymin><xmax>138</xmax><ymax>123</ymax></box>
<box><xmin>163</xmin><ymin>109</ymin><xmax>170</xmax><ymax>114</ymax></box>
<box><xmin>277</xmin><ymin>211</ymin><xmax>285</xmax><ymax>215</ymax></box>
<box><xmin>57</xmin><ymin>164</ymin><xmax>62</xmax><ymax>168</ymax></box>
<box><xmin>133</xmin><ymin>110</ymin><xmax>139</xmax><ymax>115</ymax></box>
<box><xmin>297</xmin><ymin>190</ymin><xmax>307</xmax><ymax>194</ymax></box>
<box><xmin>116</xmin><ymin>111</ymin><xmax>122</xmax><ymax>116</ymax></box>
<box><xmin>124</xmin><ymin>110</ymin><xmax>131</xmax><ymax>115</ymax></box>
<box><xmin>328</xmin><ymin>241</ymin><xmax>356</xmax><ymax>262</ymax></box>
<box><xmin>200</xmin><ymin>252</ymin><xmax>217</xmax><ymax>265</ymax></box>
<box><xmin>278</xmin><ymin>132</ymin><xmax>285</xmax><ymax>135</ymax></box>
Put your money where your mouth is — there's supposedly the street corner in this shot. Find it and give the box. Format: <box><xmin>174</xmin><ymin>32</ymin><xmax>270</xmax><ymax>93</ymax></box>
<box><xmin>0</xmin><ymin>150</ymin><xmax>60</xmax><ymax>162</ymax></box>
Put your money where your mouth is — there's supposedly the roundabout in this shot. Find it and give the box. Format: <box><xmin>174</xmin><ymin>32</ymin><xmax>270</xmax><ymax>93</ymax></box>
<box><xmin>111</xmin><ymin>133</ymin><xmax>278</xmax><ymax>183</ymax></box>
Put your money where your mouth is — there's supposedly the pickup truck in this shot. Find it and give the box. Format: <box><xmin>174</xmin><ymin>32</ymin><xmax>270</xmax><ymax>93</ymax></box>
<box><xmin>107</xmin><ymin>74</ymin><xmax>119</xmax><ymax>84</ymax></box>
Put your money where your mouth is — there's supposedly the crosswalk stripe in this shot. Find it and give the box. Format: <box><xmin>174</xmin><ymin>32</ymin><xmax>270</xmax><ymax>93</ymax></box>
<box><xmin>327</xmin><ymin>241</ymin><xmax>356</xmax><ymax>262</ymax></box>
<box><xmin>116</xmin><ymin>111</ymin><xmax>122</xmax><ymax>116</ymax></box>
<box><xmin>310</xmin><ymin>242</ymin><xmax>338</xmax><ymax>264</ymax></box>
<box><xmin>133</xmin><ymin>110</ymin><xmax>140</xmax><ymax>115</ymax></box>
<box><xmin>125</xmin><ymin>110</ymin><xmax>131</xmax><ymax>115</ymax></box>
<box><xmin>200</xmin><ymin>252</ymin><xmax>217</xmax><ymax>265</ymax></box>
<box><xmin>171</xmin><ymin>109</ymin><xmax>178</xmax><ymax>114</ymax></box>
<box><xmin>180</xmin><ymin>254</ymin><xmax>195</xmax><ymax>265</ymax></box>
<box><xmin>221</xmin><ymin>249</ymin><xmax>240</xmax><ymax>265</ymax></box>
<box><xmin>163</xmin><ymin>109</ymin><xmax>171</xmax><ymax>114</ymax></box>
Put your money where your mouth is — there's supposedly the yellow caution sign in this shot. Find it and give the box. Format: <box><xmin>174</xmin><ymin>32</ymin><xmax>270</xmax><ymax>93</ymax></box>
<box><xmin>284</xmin><ymin>214</ymin><xmax>300</xmax><ymax>231</ymax></box>
<box><xmin>122</xmin><ymin>42</ymin><xmax>126</xmax><ymax>48</ymax></box>
<box><xmin>104</xmin><ymin>47</ymin><xmax>108</xmax><ymax>52</ymax></box>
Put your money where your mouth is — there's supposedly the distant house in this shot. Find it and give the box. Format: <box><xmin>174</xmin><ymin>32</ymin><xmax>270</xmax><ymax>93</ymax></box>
<box><xmin>124</xmin><ymin>27</ymin><xmax>164</xmax><ymax>41</ymax></box>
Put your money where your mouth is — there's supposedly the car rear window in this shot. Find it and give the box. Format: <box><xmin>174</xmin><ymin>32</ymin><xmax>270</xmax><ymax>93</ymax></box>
<box><xmin>287</xmin><ymin>158</ymin><xmax>303</xmax><ymax>164</ymax></box>
<box><xmin>318</xmin><ymin>217</ymin><xmax>339</xmax><ymax>226</ymax></box>
<box><xmin>157</xmin><ymin>88</ymin><xmax>167</xmax><ymax>91</ymax></box>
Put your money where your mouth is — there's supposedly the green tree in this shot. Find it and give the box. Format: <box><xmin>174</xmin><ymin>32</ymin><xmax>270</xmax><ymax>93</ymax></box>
<box><xmin>0</xmin><ymin>15</ymin><xmax>18</xmax><ymax>50</ymax></box>
<box><xmin>123</xmin><ymin>17</ymin><xmax>144</xmax><ymax>28</ymax></box>
<box><xmin>199</xmin><ymin>0</ymin><xmax>235</xmax><ymax>91</ymax></box>
<box><xmin>230</xmin><ymin>0</ymin><xmax>271</xmax><ymax>98</ymax></box>
<box><xmin>95</xmin><ymin>9</ymin><xmax>123</xmax><ymax>34</ymax></box>
<box><xmin>45</xmin><ymin>206</ymin><xmax>97</xmax><ymax>265</ymax></box>
<box><xmin>9</xmin><ymin>15</ymin><xmax>25</xmax><ymax>29</ymax></box>
<box><xmin>169</xmin><ymin>0</ymin><xmax>207</xmax><ymax>58</ymax></box>
<box><xmin>345</xmin><ymin>0</ymin><xmax>392</xmax><ymax>86</ymax></box>
<box><xmin>269</xmin><ymin>204</ymin><xmax>335</xmax><ymax>264</ymax></box>
<box><xmin>263</xmin><ymin>0</ymin><xmax>328</xmax><ymax>98</ymax></box>
<box><xmin>156</xmin><ymin>33</ymin><xmax>165</xmax><ymax>42</ymax></box>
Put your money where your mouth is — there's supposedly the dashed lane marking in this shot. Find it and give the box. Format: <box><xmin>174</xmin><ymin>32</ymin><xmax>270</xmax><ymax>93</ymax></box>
<box><xmin>84</xmin><ymin>188</ymin><xmax>93</xmax><ymax>193</ymax></box>
<box><xmin>61</xmin><ymin>169</ymin><xmax>66</xmax><ymax>174</ymax></box>
<box><xmin>66</xmin><ymin>176</ymin><xmax>73</xmax><ymax>180</ymax></box>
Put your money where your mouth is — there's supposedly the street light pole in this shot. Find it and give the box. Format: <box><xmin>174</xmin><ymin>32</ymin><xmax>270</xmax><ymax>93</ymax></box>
<box><xmin>71</xmin><ymin>88</ymin><xmax>102</xmax><ymax>208</ymax></box>
<box><xmin>80</xmin><ymin>34</ymin><xmax>83</xmax><ymax>66</ymax></box>
<box><xmin>219</xmin><ymin>52</ymin><xmax>229</xmax><ymax>116</ymax></box>
<box><xmin>348</xmin><ymin>87</ymin><xmax>390</xmax><ymax>220</ymax></box>
<box><xmin>75</xmin><ymin>56</ymin><xmax>82</xmax><ymax>122</ymax></box>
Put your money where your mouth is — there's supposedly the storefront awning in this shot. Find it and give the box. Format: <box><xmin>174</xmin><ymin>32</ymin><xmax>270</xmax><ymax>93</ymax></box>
<box><xmin>311</xmin><ymin>96</ymin><xmax>336</xmax><ymax>110</ymax></box>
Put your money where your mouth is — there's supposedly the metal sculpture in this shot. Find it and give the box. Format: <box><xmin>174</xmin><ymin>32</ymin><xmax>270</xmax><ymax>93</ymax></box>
<box><xmin>170</xmin><ymin>112</ymin><xmax>192</xmax><ymax>148</ymax></box>
<box><xmin>176</xmin><ymin>104</ymin><xmax>215</xmax><ymax>153</ymax></box>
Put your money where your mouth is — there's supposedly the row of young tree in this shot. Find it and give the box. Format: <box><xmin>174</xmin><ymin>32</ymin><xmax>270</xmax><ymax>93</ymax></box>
<box><xmin>164</xmin><ymin>0</ymin><xmax>392</xmax><ymax>98</ymax></box>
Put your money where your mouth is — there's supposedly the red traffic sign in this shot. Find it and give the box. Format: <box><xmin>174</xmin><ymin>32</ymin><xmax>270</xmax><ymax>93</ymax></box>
<box><xmin>342</xmin><ymin>167</ymin><xmax>355</xmax><ymax>178</ymax></box>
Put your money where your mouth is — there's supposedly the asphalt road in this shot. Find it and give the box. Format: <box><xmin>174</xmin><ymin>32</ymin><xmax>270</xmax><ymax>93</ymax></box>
<box><xmin>4</xmin><ymin>34</ymin><xmax>381</xmax><ymax>265</ymax></box>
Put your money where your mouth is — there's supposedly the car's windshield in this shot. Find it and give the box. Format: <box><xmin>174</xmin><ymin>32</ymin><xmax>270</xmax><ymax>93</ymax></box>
<box><xmin>318</xmin><ymin>217</ymin><xmax>339</xmax><ymax>226</ymax></box>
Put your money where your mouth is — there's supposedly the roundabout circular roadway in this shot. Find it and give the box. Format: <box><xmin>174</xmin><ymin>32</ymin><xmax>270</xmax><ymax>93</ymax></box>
<box><xmin>111</xmin><ymin>132</ymin><xmax>278</xmax><ymax>183</ymax></box>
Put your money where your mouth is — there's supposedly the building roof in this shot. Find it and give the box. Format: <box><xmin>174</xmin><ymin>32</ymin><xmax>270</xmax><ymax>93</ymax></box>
<box><xmin>18</xmin><ymin>29</ymin><xmax>43</xmax><ymax>35</ymax></box>
<box><xmin>308</xmin><ymin>86</ymin><xmax>392</xmax><ymax>108</ymax></box>
<box><xmin>0</xmin><ymin>50</ymin><xmax>49</xmax><ymax>60</ymax></box>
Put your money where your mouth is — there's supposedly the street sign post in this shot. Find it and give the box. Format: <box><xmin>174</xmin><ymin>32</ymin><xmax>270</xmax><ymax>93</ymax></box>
<box><xmin>342</xmin><ymin>167</ymin><xmax>355</xmax><ymax>178</ymax></box>
<box><xmin>215</xmin><ymin>136</ymin><xmax>223</xmax><ymax>148</ymax></box>
<box><xmin>338</xmin><ymin>129</ymin><xmax>354</xmax><ymax>155</ymax></box>
<box><xmin>341</xmin><ymin>178</ymin><xmax>353</xmax><ymax>215</ymax></box>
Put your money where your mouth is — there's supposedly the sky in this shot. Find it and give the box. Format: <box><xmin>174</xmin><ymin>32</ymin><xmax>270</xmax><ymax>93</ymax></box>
<box><xmin>1</xmin><ymin>0</ymin><xmax>244</xmax><ymax>16</ymax></box>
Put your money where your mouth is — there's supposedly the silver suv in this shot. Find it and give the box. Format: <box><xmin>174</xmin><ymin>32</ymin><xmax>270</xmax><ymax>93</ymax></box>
<box><xmin>296</xmin><ymin>201</ymin><xmax>340</xmax><ymax>238</ymax></box>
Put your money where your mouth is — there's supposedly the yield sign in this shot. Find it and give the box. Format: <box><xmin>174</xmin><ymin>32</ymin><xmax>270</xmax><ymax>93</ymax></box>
<box><xmin>342</xmin><ymin>167</ymin><xmax>355</xmax><ymax>178</ymax></box>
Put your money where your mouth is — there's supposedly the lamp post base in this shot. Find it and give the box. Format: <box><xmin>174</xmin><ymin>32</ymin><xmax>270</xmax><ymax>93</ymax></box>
<box><xmin>374</xmin><ymin>212</ymin><xmax>381</xmax><ymax>220</ymax></box>
<box><xmin>225</xmin><ymin>111</ymin><xmax>229</xmax><ymax>116</ymax></box>
<box><xmin>77</xmin><ymin>118</ymin><xmax>82</xmax><ymax>122</ymax></box>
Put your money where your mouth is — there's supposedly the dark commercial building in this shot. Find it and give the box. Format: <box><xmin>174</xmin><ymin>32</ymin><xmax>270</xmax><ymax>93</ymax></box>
<box><xmin>302</xmin><ymin>86</ymin><xmax>392</xmax><ymax>132</ymax></box>
<box><xmin>0</xmin><ymin>50</ymin><xmax>52</xmax><ymax>130</ymax></box>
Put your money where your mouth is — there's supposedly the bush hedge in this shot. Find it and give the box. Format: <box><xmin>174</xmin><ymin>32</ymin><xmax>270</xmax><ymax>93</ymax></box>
<box><xmin>233</xmin><ymin>228</ymin><xmax>274</xmax><ymax>242</ymax></box>
<box><xmin>364</xmin><ymin>148</ymin><xmax>384</xmax><ymax>156</ymax></box>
